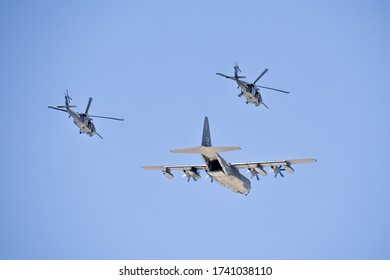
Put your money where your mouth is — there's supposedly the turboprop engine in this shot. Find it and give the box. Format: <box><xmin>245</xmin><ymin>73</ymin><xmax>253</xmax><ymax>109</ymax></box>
<box><xmin>248</xmin><ymin>165</ymin><xmax>267</xmax><ymax>180</ymax></box>
<box><xmin>183</xmin><ymin>168</ymin><xmax>201</xmax><ymax>182</ymax></box>
<box><xmin>254</xmin><ymin>165</ymin><xmax>267</xmax><ymax>176</ymax></box>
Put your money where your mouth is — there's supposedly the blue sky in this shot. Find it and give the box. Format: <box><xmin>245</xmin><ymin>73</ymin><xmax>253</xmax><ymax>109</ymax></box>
<box><xmin>0</xmin><ymin>0</ymin><xmax>389</xmax><ymax>259</ymax></box>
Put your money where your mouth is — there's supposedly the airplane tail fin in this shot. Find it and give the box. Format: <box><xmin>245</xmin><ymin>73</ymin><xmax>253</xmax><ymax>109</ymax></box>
<box><xmin>202</xmin><ymin>116</ymin><xmax>212</xmax><ymax>147</ymax></box>
<box><xmin>170</xmin><ymin>116</ymin><xmax>240</xmax><ymax>155</ymax></box>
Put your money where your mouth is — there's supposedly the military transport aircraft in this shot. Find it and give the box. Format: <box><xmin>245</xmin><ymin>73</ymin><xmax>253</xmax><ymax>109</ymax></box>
<box><xmin>48</xmin><ymin>91</ymin><xmax>124</xmax><ymax>139</ymax></box>
<box><xmin>216</xmin><ymin>63</ymin><xmax>289</xmax><ymax>108</ymax></box>
<box><xmin>142</xmin><ymin>117</ymin><xmax>316</xmax><ymax>195</ymax></box>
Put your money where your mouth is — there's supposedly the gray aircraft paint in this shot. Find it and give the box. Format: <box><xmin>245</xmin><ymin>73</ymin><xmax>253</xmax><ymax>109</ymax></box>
<box><xmin>142</xmin><ymin>117</ymin><xmax>316</xmax><ymax>195</ymax></box>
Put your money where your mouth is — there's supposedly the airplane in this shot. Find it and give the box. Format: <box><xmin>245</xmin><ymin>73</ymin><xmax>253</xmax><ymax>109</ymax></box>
<box><xmin>216</xmin><ymin>62</ymin><xmax>290</xmax><ymax>108</ymax></box>
<box><xmin>142</xmin><ymin>117</ymin><xmax>316</xmax><ymax>195</ymax></box>
<box><xmin>48</xmin><ymin>90</ymin><xmax>124</xmax><ymax>139</ymax></box>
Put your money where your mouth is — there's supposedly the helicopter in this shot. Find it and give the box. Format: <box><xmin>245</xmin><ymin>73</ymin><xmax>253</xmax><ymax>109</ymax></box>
<box><xmin>48</xmin><ymin>91</ymin><xmax>124</xmax><ymax>139</ymax></box>
<box><xmin>216</xmin><ymin>62</ymin><xmax>290</xmax><ymax>108</ymax></box>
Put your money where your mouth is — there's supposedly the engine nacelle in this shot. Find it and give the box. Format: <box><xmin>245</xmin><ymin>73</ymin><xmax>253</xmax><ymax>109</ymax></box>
<box><xmin>188</xmin><ymin>170</ymin><xmax>201</xmax><ymax>180</ymax></box>
<box><xmin>254</xmin><ymin>165</ymin><xmax>267</xmax><ymax>176</ymax></box>
<box><xmin>285</xmin><ymin>165</ymin><xmax>295</xmax><ymax>174</ymax></box>
<box><xmin>162</xmin><ymin>169</ymin><xmax>174</xmax><ymax>179</ymax></box>
<box><xmin>184</xmin><ymin>168</ymin><xmax>201</xmax><ymax>181</ymax></box>
<box><xmin>248</xmin><ymin>168</ymin><xmax>258</xmax><ymax>177</ymax></box>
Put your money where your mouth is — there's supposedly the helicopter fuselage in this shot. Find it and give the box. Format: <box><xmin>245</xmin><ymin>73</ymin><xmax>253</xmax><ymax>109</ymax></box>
<box><xmin>236</xmin><ymin>80</ymin><xmax>262</xmax><ymax>106</ymax></box>
<box><xmin>49</xmin><ymin>92</ymin><xmax>123</xmax><ymax>139</ymax></box>
<box><xmin>66</xmin><ymin>108</ymin><xmax>96</xmax><ymax>136</ymax></box>
<box><xmin>217</xmin><ymin>64</ymin><xmax>289</xmax><ymax>108</ymax></box>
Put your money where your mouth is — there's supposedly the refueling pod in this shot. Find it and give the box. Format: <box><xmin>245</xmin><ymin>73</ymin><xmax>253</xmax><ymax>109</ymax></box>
<box><xmin>162</xmin><ymin>169</ymin><xmax>174</xmax><ymax>179</ymax></box>
<box><xmin>285</xmin><ymin>165</ymin><xmax>295</xmax><ymax>174</ymax></box>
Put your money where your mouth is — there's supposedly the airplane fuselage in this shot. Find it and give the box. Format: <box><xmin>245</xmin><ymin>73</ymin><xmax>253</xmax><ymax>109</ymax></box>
<box><xmin>208</xmin><ymin>169</ymin><xmax>251</xmax><ymax>195</ymax></box>
<box><xmin>203</xmin><ymin>152</ymin><xmax>251</xmax><ymax>195</ymax></box>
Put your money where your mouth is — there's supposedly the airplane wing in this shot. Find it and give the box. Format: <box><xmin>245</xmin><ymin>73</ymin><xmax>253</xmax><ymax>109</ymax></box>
<box><xmin>142</xmin><ymin>164</ymin><xmax>207</xmax><ymax>171</ymax></box>
<box><xmin>142</xmin><ymin>164</ymin><xmax>208</xmax><ymax>180</ymax></box>
<box><xmin>230</xmin><ymin>158</ymin><xmax>317</xmax><ymax>169</ymax></box>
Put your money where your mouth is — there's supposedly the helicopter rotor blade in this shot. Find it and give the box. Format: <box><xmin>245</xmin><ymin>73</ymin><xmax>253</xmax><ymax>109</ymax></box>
<box><xmin>216</xmin><ymin>73</ymin><xmax>247</xmax><ymax>80</ymax></box>
<box><xmin>216</xmin><ymin>73</ymin><xmax>234</xmax><ymax>79</ymax></box>
<box><xmin>57</xmin><ymin>105</ymin><xmax>76</xmax><ymax>108</ymax></box>
<box><xmin>89</xmin><ymin>115</ymin><xmax>124</xmax><ymax>121</ymax></box>
<box><xmin>258</xmin><ymin>86</ymin><xmax>290</xmax><ymax>94</ymax></box>
<box><xmin>253</xmin><ymin>68</ymin><xmax>268</xmax><ymax>84</ymax></box>
<box><xmin>85</xmin><ymin>97</ymin><xmax>93</xmax><ymax>114</ymax></box>
<box><xmin>48</xmin><ymin>106</ymin><xmax>68</xmax><ymax>113</ymax></box>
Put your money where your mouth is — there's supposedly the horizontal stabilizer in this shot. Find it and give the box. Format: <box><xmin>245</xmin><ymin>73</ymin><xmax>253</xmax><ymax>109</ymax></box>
<box><xmin>170</xmin><ymin>146</ymin><xmax>240</xmax><ymax>154</ymax></box>
<box><xmin>212</xmin><ymin>146</ymin><xmax>241</xmax><ymax>153</ymax></box>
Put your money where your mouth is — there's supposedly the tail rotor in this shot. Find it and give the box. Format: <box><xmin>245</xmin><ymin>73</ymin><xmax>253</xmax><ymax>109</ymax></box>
<box><xmin>64</xmin><ymin>89</ymin><xmax>72</xmax><ymax>106</ymax></box>
<box><xmin>234</xmin><ymin>61</ymin><xmax>242</xmax><ymax>74</ymax></box>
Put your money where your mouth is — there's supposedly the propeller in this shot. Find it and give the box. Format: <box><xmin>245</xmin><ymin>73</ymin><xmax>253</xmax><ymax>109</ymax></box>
<box><xmin>258</xmin><ymin>85</ymin><xmax>289</xmax><ymax>94</ymax></box>
<box><xmin>183</xmin><ymin>172</ymin><xmax>197</xmax><ymax>182</ymax></box>
<box><xmin>271</xmin><ymin>165</ymin><xmax>286</xmax><ymax>178</ymax></box>
<box><xmin>248</xmin><ymin>169</ymin><xmax>260</xmax><ymax>181</ymax></box>
<box><xmin>253</xmin><ymin>68</ymin><xmax>268</xmax><ymax>84</ymax></box>
<box><xmin>205</xmin><ymin>172</ymin><xmax>214</xmax><ymax>183</ymax></box>
<box><xmin>85</xmin><ymin>97</ymin><xmax>93</xmax><ymax>114</ymax></box>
